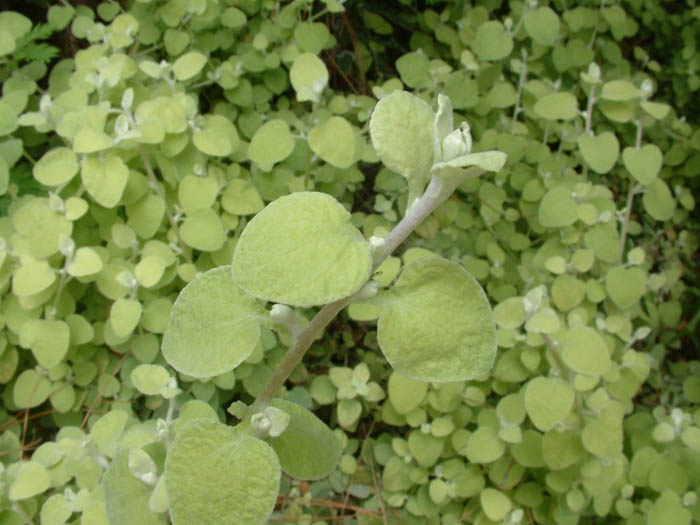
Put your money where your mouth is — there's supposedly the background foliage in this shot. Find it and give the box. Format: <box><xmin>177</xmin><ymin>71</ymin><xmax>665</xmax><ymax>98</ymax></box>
<box><xmin>0</xmin><ymin>0</ymin><xmax>697</xmax><ymax>523</ymax></box>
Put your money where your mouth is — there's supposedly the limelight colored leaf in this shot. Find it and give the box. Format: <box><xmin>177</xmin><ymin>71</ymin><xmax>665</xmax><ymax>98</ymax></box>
<box><xmin>289</xmin><ymin>53</ymin><xmax>328</xmax><ymax>103</ymax></box>
<box><xmin>165</xmin><ymin>420</ymin><xmax>280</xmax><ymax>525</ymax></box>
<box><xmin>308</xmin><ymin>116</ymin><xmax>356</xmax><ymax>168</ymax></box>
<box><xmin>104</xmin><ymin>450</ymin><xmax>166</xmax><ymax>525</ymax></box>
<box><xmin>247</xmin><ymin>119</ymin><xmax>295</xmax><ymax>170</ymax></box>
<box><xmin>162</xmin><ymin>266</ymin><xmax>266</xmax><ymax>378</ymax></box>
<box><xmin>524</xmin><ymin>377</ymin><xmax>574</xmax><ymax>431</ymax></box>
<box><xmin>232</xmin><ymin>192</ymin><xmax>372</xmax><ymax>307</ymax></box>
<box><xmin>267</xmin><ymin>399</ymin><xmax>341</xmax><ymax>480</ymax></box>
<box><xmin>377</xmin><ymin>256</ymin><xmax>496</xmax><ymax>382</ymax></box>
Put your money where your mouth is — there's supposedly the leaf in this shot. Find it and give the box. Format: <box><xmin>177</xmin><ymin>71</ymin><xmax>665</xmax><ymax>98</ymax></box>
<box><xmin>294</xmin><ymin>22</ymin><xmax>330</xmax><ymax>54</ymax></box>
<box><xmin>369</xmin><ymin>91</ymin><xmax>434</xmax><ymax>202</ymax></box>
<box><xmin>165</xmin><ymin>420</ymin><xmax>280</xmax><ymax>525</ymax></box>
<box><xmin>162</xmin><ymin>266</ymin><xmax>265</xmax><ymax>378</ymax></box>
<box><xmin>561</xmin><ymin>325</ymin><xmax>611</xmax><ymax>376</ymax></box>
<box><xmin>396</xmin><ymin>51</ymin><xmax>431</xmax><ymax>89</ymax></box>
<box><xmin>73</xmin><ymin>128</ymin><xmax>113</xmax><ymax>154</ymax></box>
<box><xmin>524</xmin><ymin>7</ymin><xmax>560</xmax><ymax>46</ymax></box>
<box><xmin>232</xmin><ymin>191</ymin><xmax>372</xmax><ymax>307</ymax></box>
<box><xmin>408</xmin><ymin>430</ymin><xmax>445</xmax><ymax>467</ymax></box>
<box><xmin>267</xmin><ymin>399</ymin><xmax>341</xmax><ymax>480</ymax></box>
<box><xmin>605</xmin><ymin>266</ymin><xmax>646</xmax><ymax>309</ymax></box>
<box><xmin>178</xmin><ymin>175</ymin><xmax>219</xmax><ymax>215</ymax></box>
<box><xmin>173</xmin><ymin>51</ymin><xmax>207</xmax><ymax>81</ymax></box>
<box><xmin>104</xmin><ymin>450</ymin><xmax>166</xmax><ymax>525</ymax></box>
<box><xmin>473</xmin><ymin>21</ymin><xmax>513</xmax><ymax>61</ymax></box>
<box><xmin>67</xmin><ymin>247</ymin><xmax>104</xmax><ymax>277</ymax></box>
<box><xmin>89</xmin><ymin>410</ymin><xmax>128</xmax><ymax>458</ymax></box>
<box><xmin>131</xmin><ymin>364</ymin><xmax>170</xmax><ymax>396</ymax></box>
<box><xmin>524</xmin><ymin>377</ymin><xmax>574</xmax><ymax>432</ymax></box>
<box><xmin>481</xmin><ymin>488</ymin><xmax>512</xmax><ymax>522</ymax></box>
<box><xmin>377</xmin><ymin>256</ymin><xmax>496</xmax><ymax>382</ymax></box>
<box><xmin>247</xmin><ymin>119</ymin><xmax>295</xmax><ymax>171</ymax></box>
<box><xmin>642</xmin><ymin>178</ymin><xmax>676</xmax><ymax>221</ymax></box>
<box><xmin>9</xmin><ymin>461</ymin><xmax>50</xmax><ymax>501</ymax></box>
<box><xmin>622</xmin><ymin>144</ymin><xmax>662</xmax><ymax>185</ymax></box>
<box><xmin>308</xmin><ymin>116</ymin><xmax>356</xmax><ymax>168</ymax></box>
<box><xmin>289</xmin><ymin>53</ymin><xmax>328</xmax><ymax>103</ymax></box>
<box><xmin>577</xmin><ymin>132</ymin><xmax>619</xmax><ymax>174</ymax></box>
<box><xmin>110</xmin><ymin>298</ymin><xmax>143</xmax><ymax>337</ymax></box>
<box><xmin>465</xmin><ymin>427</ymin><xmax>504</xmax><ymax>463</ymax></box>
<box><xmin>387</xmin><ymin>371</ymin><xmax>428</xmax><ymax>414</ymax></box>
<box><xmin>13</xmin><ymin>258</ymin><xmax>55</xmax><ymax>296</ymax></box>
<box><xmin>221</xmin><ymin>179</ymin><xmax>264</xmax><ymax>215</ymax></box>
<box><xmin>179</xmin><ymin>208</ymin><xmax>225</xmax><ymax>252</ymax></box>
<box><xmin>82</xmin><ymin>155</ymin><xmax>129</xmax><ymax>208</ymax></box>
<box><xmin>533</xmin><ymin>92</ymin><xmax>579</xmax><ymax>120</ymax></box>
<box><xmin>192</xmin><ymin>115</ymin><xmax>239</xmax><ymax>157</ymax></box>
<box><xmin>20</xmin><ymin>319</ymin><xmax>70</xmax><ymax>369</ymax></box>
<box><xmin>13</xmin><ymin>370</ymin><xmax>51</xmax><ymax>409</ymax></box>
<box><xmin>600</xmin><ymin>80</ymin><xmax>642</xmax><ymax>101</ymax></box>
<box><xmin>33</xmin><ymin>147</ymin><xmax>79</xmax><ymax>186</ymax></box>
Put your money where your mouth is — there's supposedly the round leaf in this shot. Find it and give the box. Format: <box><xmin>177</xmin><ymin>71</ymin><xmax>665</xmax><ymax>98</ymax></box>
<box><xmin>561</xmin><ymin>325</ymin><xmax>611</xmax><ymax>376</ymax></box>
<box><xmin>162</xmin><ymin>266</ymin><xmax>266</xmax><ymax>378</ymax></box>
<box><xmin>131</xmin><ymin>364</ymin><xmax>170</xmax><ymax>396</ymax></box>
<box><xmin>387</xmin><ymin>371</ymin><xmax>428</xmax><ymax>414</ymax></box>
<box><xmin>165</xmin><ymin>420</ymin><xmax>280</xmax><ymax>525</ymax></box>
<box><xmin>33</xmin><ymin>147</ymin><xmax>78</xmax><ymax>186</ymax></box>
<box><xmin>179</xmin><ymin>208</ymin><xmax>225</xmax><ymax>252</ymax></box>
<box><xmin>268</xmin><ymin>399</ymin><xmax>341</xmax><ymax>480</ymax></box>
<box><xmin>524</xmin><ymin>7</ymin><xmax>560</xmax><ymax>46</ymax></box>
<box><xmin>232</xmin><ymin>191</ymin><xmax>372</xmax><ymax>307</ymax></box>
<box><xmin>642</xmin><ymin>178</ymin><xmax>676</xmax><ymax>221</ymax></box>
<box><xmin>308</xmin><ymin>116</ymin><xmax>356</xmax><ymax>168</ymax></box>
<box><xmin>82</xmin><ymin>154</ymin><xmax>129</xmax><ymax>208</ymax></box>
<box><xmin>221</xmin><ymin>179</ymin><xmax>264</xmax><ymax>216</ymax></box>
<box><xmin>192</xmin><ymin>115</ymin><xmax>239</xmax><ymax>157</ymax></box>
<box><xmin>622</xmin><ymin>145</ymin><xmax>662</xmax><ymax>185</ymax></box>
<box><xmin>173</xmin><ymin>51</ymin><xmax>207</xmax><ymax>81</ymax></box>
<box><xmin>370</xmin><ymin>91</ymin><xmax>434</xmax><ymax>199</ymax></box>
<box><xmin>533</xmin><ymin>92</ymin><xmax>578</xmax><ymax>120</ymax></box>
<box><xmin>605</xmin><ymin>266</ymin><xmax>646</xmax><ymax>309</ymax></box>
<box><xmin>9</xmin><ymin>461</ymin><xmax>50</xmax><ymax>501</ymax></box>
<box><xmin>377</xmin><ymin>256</ymin><xmax>496</xmax><ymax>382</ymax></box>
<box><xmin>577</xmin><ymin>132</ymin><xmax>619</xmax><ymax>174</ymax></box>
<box><xmin>247</xmin><ymin>119</ymin><xmax>295</xmax><ymax>171</ymax></box>
<box><xmin>474</xmin><ymin>21</ymin><xmax>513</xmax><ymax>61</ymax></box>
<box><xmin>67</xmin><ymin>247</ymin><xmax>104</xmax><ymax>277</ymax></box>
<box><xmin>524</xmin><ymin>377</ymin><xmax>574</xmax><ymax>432</ymax></box>
<box><xmin>13</xmin><ymin>370</ymin><xmax>51</xmax><ymax>409</ymax></box>
<box><xmin>289</xmin><ymin>53</ymin><xmax>328</xmax><ymax>103</ymax></box>
<box><xmin>110</xmin><ymin>298</ymin><xmax>143</xmax><ymax>337</ymax></box>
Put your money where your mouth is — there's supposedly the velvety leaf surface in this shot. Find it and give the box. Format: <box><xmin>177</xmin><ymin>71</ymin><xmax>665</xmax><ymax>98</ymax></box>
<box><xmin>232</xmin><ymin>192</ymin><xmax>372</xmax><ymax>307</ymax></box>
<box><xmin>165</xmin><ymin>419</ymin><xmax>280</xmax><ymax>525</ymax></box>
<box><xmin>162</xmin><ymin>266</ymin><xmax>266</xmax><ymax>377</ymax></box>
<box><xmin>377</xmin><ymin>256</ymin><xmax>496</xmax><ymax>382</ymax></box>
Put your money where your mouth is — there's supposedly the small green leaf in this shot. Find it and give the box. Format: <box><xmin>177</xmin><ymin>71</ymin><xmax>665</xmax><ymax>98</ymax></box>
<box><xmin>104</xmin><ymin>450</ymin><xmax>166</xmax><ymax>525</ymax></box>
<box><xmin>82</xmin><ymin>155</ymin><xmax>129</xmax><ymax>208</ymax></box>
<box><xmin>387</xmin><ymin>371</ymin><xmax>428</xmax><ymax>414</ymax></box>
<box><xmin>396</xmin><ymin>51</ymin><xmax>431</xmax><ymax>89</ymax></box>
<box><xmin>165</xmin><ymin>419</ymin><xmax>280</xmax><ymax>525</ymax></box>
<box><xmin>173</xmin><ymin>51</ymin><xmax>207</xmax><ymax>81</ymax></box>
<box><xmin>473</xmin><ymin>21</ymin><xmax>513</xmax><ymax>61</ymax></box>
<box><xmin>9</xmin><ymin>461</ymin><xmax>50</xmax><ymax>501</ymax></box>
<box><xmin>20</xmin><ymin>319</ymin><xmax>70</xmax><ymax>369</ymax></box>
<box><xmin>524</xmin><ymin>7</ymin><xmax>560</xmax><ymax>46</ymax></box>
<box><xmin>605</xmin><ymin>266</ymin><xmax>646</xmax><ymax>309</ymax></box>
<box><xmin>162</xmin><ymin>266</ymin><xmax>266</xmax><ymax>378</ymax></box>
<box><xmin>232</xmin><ymin>192</ymin><xmax>372</xmax><ymax>307</ymax></box>
<box><xmin>577</xmin><ymin>132</ymin><xmax>619</xmax><ymax>174</ymax></box>
<box><xmin>221</xmin><ymin>179</ymin><xmax>264</xmax><ymax>216</ymax></box>
<box><xmin>642</xmin><ymin>178</ymin><xmax>676</xmax><ymax>221</ymax></box>
<box><xmin>561</xmin><ymin>325</ymin><xmax>611</xmax><ymax>376</ymax></box>
<box><xmin>13</xmin><ymin>258</ymin><xmax>55</xmax><ymax>296</ymax></box>
<box><xmin>377</xmin><ymin>256</ymin><xmax>495</xmax><ymax>382</ymax></box>
<box><xmin>67</xmin><ymin>247</ymin><xmax>104</xmax><ymax>277</ymax></box>
<box><xmin>289</xmin><ymin>53</ymin><xmax>328</xmax><ymax>103</ymax></box>
<box><xmin>267</xmin><ymin>399</ymin><xmax>341</xmax><ymax>480</ymax></box>
<box><xmin>600</xmin><ymin>80</ymin><xmax>642</xmax><ymax>101</ymax></box>
<box><xmin>110</xmin><ymin>298</ymin><xmax>143</xmax><ymax>337</ymax></box>
<box><xmin>73</xmin><ymin>128</ymin><xmax>113</xmax><ymax>154</ymax></box>
<box><xmin>179</xmin><ymin>208</ymin><xmax>225</xmax><ymax>252</ymax></box>
<box><xmin>524</xmin><ymin>377</ymin><xmax>574</xmax><ymax>432</ymax></box>
<box><xmin>294</xmin><ymin>22</ymin><xmax>330</xmax><ymax>54</ymax></box>
<box><xmin>465</xmin><ymin>427</ymin><xmax>504</xmax><ymax>463</ymax></box>
<box><xmin>192</xmin><ymin>115</ymin><xmax>239</xmax><ymax>157</ymax></box>
<box><xmin>90</xmin><ymin>410</ymin><xmax>128</xmax><ymax>458</ymax></box>
<box><xmin>622</xmin><ymin>145</ymin><xmax>663</xmax><ymax>185</ymax></box>
<box><xmin>179</xmin><ymin>176</ymin><xmax>219</xmax><ymax>215</ymax></box>
<box><xmin>13</xmin><ymin>370</ymin><xmax>51</xmax><ymax>409</ymax></box>
<box><xmin>33</xmin><ymin>147</ymin><xmax>79</xmax><ymax>186</ymax></box>
<box><xmin>131</xmin><ymin>364</ymin><xmax>170</xmax><ymax>396</ymax></box>
<box><xmin>533</xmin><ymin>92</ymin><xmax>579</xmax><ymax>120</ymax></box>
<box><xmin>481</xmin><ymin>488</ymin><xmax>512</xmax><ymax>522</ymax></box>
<box><xmin>308</xmin><ymin>116</ymin><xmax>356</xmax><ymax>168</ymax></box>
<box><xmin>247</xmin><ymin>119</ymin><xmax>295</xmax><ymax>171</ymax></box>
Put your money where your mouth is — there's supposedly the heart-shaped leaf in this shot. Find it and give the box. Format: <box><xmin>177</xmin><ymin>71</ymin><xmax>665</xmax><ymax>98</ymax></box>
<box><xmin>524</xmin><ymin>377</ymin><xmax>574</xmax><ymax>432</ymax></box>
<box><xmin>162</xmin><ymin>266</ymin><xmax>266</xmax><ymax>378</ymax></box>
<box><xmin>622</xmin><ymin>145</ymin><xmax>662</xmax><ymax>185</ymax></box>
<box><xmin>577</xmin><ymin>132</ymin><xmax>619</xmax><ymax>174</ymax></box>
<box><xmin>605</xmin><ymin>266</ymin><xmax>646</xmax><ymax>309</ymax></box>
<box><xmin>377</xmin><ymin>256</ymin><xmax>496</xmax><ymax>382</ymax></box>
<box><xmin>165</xmin><ymin>420</ymin><xmax>280</xmax><ymax>525</ymax></box>
<box><xmin>232</xmin><ymin>191</ymin><xmax>372</xmax><ymax>307</ymax></box>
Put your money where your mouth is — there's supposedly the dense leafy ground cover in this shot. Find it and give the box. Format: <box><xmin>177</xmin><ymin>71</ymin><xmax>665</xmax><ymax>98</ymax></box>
<box><xmin>0</xmin><ymin>0</ymin><xmax>697</xmax><ymax>523</ymax></box>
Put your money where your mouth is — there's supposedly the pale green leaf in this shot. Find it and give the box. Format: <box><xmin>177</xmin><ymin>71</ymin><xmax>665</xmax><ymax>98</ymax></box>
<box><xmin>33</xmin><ymin>147</ymin><xmax>79</xmax><ymax>186</ymax></box>
<box><xmin>162</xmin><ymin>266</ymin><xmax>266</xmax><ymax>378</ymax></box>
<box><xmin>82</xmin><ymin>155</ymin><xmax>129</xmax><ymax>208</ymax></box>
<box><xmin>308</xmin><ymin>116</ymin><xmax>356</xmax><ymax>168</ymax></box>
<box><xmin>165</xmin><ymin>420</ymin><xmax>280</xmax><ymax>525</ymax></box>
<box><xmin>289</xmin><ymin>53</ymin><xmax>328</xmax><ymax>103</ymax></box>
<box><xmin>247</xmin><ymin>119</ymin><xmax>295</xmax><ymax>170</ymax></box>
<box><xmin>622</xmin><ymin>145</ymin><xmax>662</xmax><ymax>185</ymax></box>
<box><xmin>232</xmin><ymin>191</ymin><xmax>372</xmax><ymax>307</ymax></box>
<box><xmin>173</xmin><ymin>51</ymin><xmax>207</xmax><ymax>81</ymax></box>
<box><xmin>267</xmin><ymin>399</ymin><xmax>341</xmax><ymax>480</ymax></box>
<box><xmin>561</xmin><ymin>325</ymin><xmax>611</xmax><ymax>376</ymax></box>
<box><xmin>577</xmin><ymin>132</ymin><xmax>619</xmax><ymax>174</ymax></box>
<box><xmin>524</xmin><ymin>377</ymin><xmax>574</xmax><ymax>432</ymax></box>
<box><xmin>131</xmin><ymin>364</ymin><xmax>170</xmax><ymax>396</ymax></box>
<box><xmin>9</xmin><ymin>461</ymin><xmax>50</xmax><ymax>501</ymax></box>
<box><xmin>377</xmin><ymin>256</ymin><xmax>495</xmax><ymax>382</ymax></box>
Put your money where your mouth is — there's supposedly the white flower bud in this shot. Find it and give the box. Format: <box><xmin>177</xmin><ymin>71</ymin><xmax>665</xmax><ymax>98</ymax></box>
<box><xmin>440</xmin><ymin>122</ymin><xmax>472</xmax><ymax>161</ymax></box>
